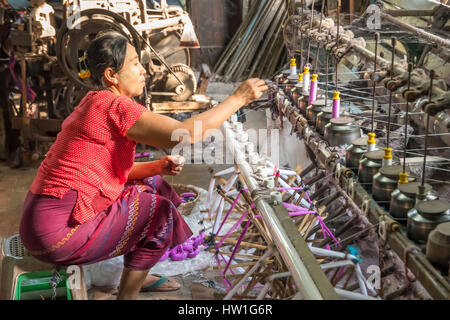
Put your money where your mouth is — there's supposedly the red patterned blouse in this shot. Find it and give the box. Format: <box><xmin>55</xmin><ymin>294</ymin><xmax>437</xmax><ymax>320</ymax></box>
<box><xmin>30</xmin><ymin>90</ymin><xmax>148</xmax><ymax>224</ymax></box>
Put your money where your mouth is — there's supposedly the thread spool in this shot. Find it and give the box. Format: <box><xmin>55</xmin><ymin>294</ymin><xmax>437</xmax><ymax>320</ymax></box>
<box><xmin>233</xmin><ymin>122</ymin><xmax>243</xmax><ymax>133</ymax></box>
<box><xmin>290</xmin><ymin>58</ymin><xmax>297</xmax><ymax>76</ymax></box>
<box><xmin>331</xmin><ymin>91</ymin><xmax>341</xmax><ymax>118</ymax></box>
<box><xmin>249</xmin><ymin>152</ymin><xmax>259</xmax><ymax>165</ymax></box>
<box><xmin>398</xmin><ymin>172</ymin><xmax>409</xmax><ymax>184</ymax></box>
<box><xmin>297</xmin><ymin>73</ymin><xmax>303</xmax><ymax>85</ymax></box>
<box><xmin>308</xmin><ymin>74</ymin><xmax>318</xmax><ymax>106</ymax></box>
<box><xmin>245</xmin><ymin>142</ymin><xmax>254</xmax><ymax>154</ymax></box>
<box><xmin>367</xmin><ymin>132</ymin><xmax>377</xmax><ymax>152</ymax></box>
<box><xmin>238</xmin><ymin>132</ymin><xmax>249</xmax><ymax>143</ymax></box>
<box><xmin>383</xmin><ymin>147</ymin><xmax>393</xmax><ymax>167</ymax></box>
<box><xmin>302</xmin><ymin>66</ymin><xmax>310</xmax><ymax>95</ymax></box>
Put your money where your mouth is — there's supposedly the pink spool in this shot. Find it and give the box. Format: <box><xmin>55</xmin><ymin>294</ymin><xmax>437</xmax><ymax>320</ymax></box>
<box><xmin>332</xmin><ymin>98</ymin><xmax>341</xmax><ymax>118</ymax></box>
<box><xmin>331</xmin><ymin>91</ymin><xmax>341</xmax><ymax>118</ymax></box>
<box><xmin>308</xmin><ymin>76</ymin><xmax>318</xmax><ymax>105</ymax></box>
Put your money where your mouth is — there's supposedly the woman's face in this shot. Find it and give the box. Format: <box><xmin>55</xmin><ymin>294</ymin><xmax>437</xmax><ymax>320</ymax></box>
<box><xmin>114</xmin><ymin>43</ymin><xmax>147</xmax><ymax>98</ymax></box>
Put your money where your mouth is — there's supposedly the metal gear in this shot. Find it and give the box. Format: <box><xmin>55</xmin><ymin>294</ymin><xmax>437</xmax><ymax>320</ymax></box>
<box><xmin>163</xmin><ymin>64</ymin><xmax>197</xmax><ymax>101</ymax></box>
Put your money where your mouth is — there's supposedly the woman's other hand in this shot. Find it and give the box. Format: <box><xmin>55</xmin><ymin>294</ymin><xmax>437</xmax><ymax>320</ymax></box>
<box><xmin>159</xmin><ymin>155</ymin><xmax>185</xmax><ymax>176</ymax></box>
<box><xmin>233</xmin><ymin>78</ymin><xmax>269</xmax><ymax>105</ymax></box>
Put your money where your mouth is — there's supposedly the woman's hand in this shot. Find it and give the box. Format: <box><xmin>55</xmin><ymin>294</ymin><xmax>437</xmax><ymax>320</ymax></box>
<box><xmin>233</xmin><ymin>78</ymin><xmax>269</xmax><ymax>105</ymax></box>
<box><xmin>159</xmin><ymin>155</ymin><xmax>185</xmax><ymax>176</ymax></box>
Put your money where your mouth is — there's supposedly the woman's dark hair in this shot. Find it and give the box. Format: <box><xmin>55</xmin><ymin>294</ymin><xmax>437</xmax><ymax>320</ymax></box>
<box><xmin>86</xmin><ymin>31</ymin><xmax>129</xmax><ymax>88</ymax></box>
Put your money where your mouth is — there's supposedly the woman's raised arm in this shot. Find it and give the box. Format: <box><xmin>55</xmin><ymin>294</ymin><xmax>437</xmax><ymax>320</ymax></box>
<box><xmin>125</xmin><ymin>78</ymin><xmax>268</xmax><ymax>148</ymax></box>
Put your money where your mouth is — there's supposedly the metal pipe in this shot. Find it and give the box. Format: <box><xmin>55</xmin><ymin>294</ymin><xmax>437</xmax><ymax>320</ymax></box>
<box><xmin>335</xmin><ymin>0</ymin><xmax>340</xmax><ymax>92</ymax></box>
<box><xmin>403</xmin><ymin>63</ymin><xmax>413</xmax><ymax>173</ymax></box>
<box><xmin>386</xmin><ymin>37</ymin><xmax>397</xmax><ymax>151</ymax></box>
<box><xmin>380</xmin><ymin>12</ymin><xmax>450</xmax><ymax>50</ymax></box>
<box><xmin>371</xmin><ymin>33</ymin><xmax>380</xmax><ymax>133</ymax></box>
<box><xmin>306</xmin><ymin>0</ymin><xmax>316</xmax><ymax>66</ymax></box>
<box><xmin>223</xmin><ymin>247</ymin><xmax>275</xmax><ymax>300</ymax></box>
<box><xmin>421</xmin><ymin>70</ymin><xmax>434</xmax><ymax>187</ymax></box>
<box><xmin>299</xmin><ymin>0</ymin><xmax>305</xmax><ymax>67</ymax></box>
<box><xmin>335</xmin><ymin>288</ymin><xmax>379</xmax><ymax>300</ymax></box>
<box><xmin>273</xmin><ymin>88</ymin><xmax>450</xmax><ymax>299</ymax></box>
<box><xmin>222</xmin><ymin>121</ymin><xmax>335</xmax><ymax>300</ymax></box>
<box><xmin>313</xmin><ymin>0</ymin><xmax>326</xmax><ymax>74</ymax></box>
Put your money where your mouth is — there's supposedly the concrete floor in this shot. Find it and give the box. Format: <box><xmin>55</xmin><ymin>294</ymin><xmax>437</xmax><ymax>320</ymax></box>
<box><xmin>0</xmin><ymin>81</ymin><xmax>269</xmax><ymax>300</ymax></box>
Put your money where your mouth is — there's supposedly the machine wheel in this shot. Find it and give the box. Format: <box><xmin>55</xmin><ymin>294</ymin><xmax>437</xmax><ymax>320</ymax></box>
<box><xmin>64</xmin><ymin>82</ymin><xmax>88</xmax><ymax>117</ymax></box>
<box><xmin>162</xmin><ymin>63</ymin><xmax>197</xmax><ymax>101</ymax></box>
<box><xmin>149</xmin><ymin>30</ymin><xmax>190</xmax><ymax>68</ymax></box>
<box><xmin>56</xmin><ymin>9</ymin><xmax>141</xmax><ymax>90</ymax></box>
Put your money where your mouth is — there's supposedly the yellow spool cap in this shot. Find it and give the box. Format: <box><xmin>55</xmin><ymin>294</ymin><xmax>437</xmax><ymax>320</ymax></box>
<box><xmin>398</xmin><ymin>172</ymin><xmax>409</xmax><ymax>184</ymax></box>
<box><xmin>303</xmin><ymin>66</ymin><xmax>310</xmax><ymax>74</ymax></box>
<box><xmin>298</xmin><ymin>73</ymin><xmax>303</xmax><ymax>81</ymax></box>
<box><xmin>290</xmin><ymin>58</ymin><xmax>296</xmax><ymax>67</ymax></box>
<box><xmin>383</xmin><ymin>147</ymin><xmax>392</xmax><ymax>160</ymax></box>
<box><xmin>311</xmin><ymin>74</ymin><xmax>318</xmax><ymax>82</ymax></box>
<box><xmin>367</xmin><ymin>132</ymin><xmax>376</xmax><ymax>145</ymax></box>
<box><xmin>332</xmin><ymin>91</ymin><xmax>340</xmax><ymax>100</ymax></box>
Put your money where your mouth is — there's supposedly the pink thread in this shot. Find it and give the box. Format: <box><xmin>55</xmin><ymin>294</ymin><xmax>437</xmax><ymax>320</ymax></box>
<box><xmin>332</xmin><ymin>99</ymin><xmax>341</xmax><ymax>118</ymax></box>
<box><xmin>216</xmin><ymin>255</ymin><xmax>232</xmax><ymax>291</ymax></box>
<box><xmin>223</xmin><ymin>218</ymin><xmax>252</xmax><ymax>274</ymax></box>
<box><xmin>215</xmin><ymin>203</ymin><xmax>255</xmax><ymax>250</ymax></box>
<box><xmin>216</xmin><ymin>192</ymin><xmax>241</xmax><ymax>235</ymax></box>
<box><xmin>308</xmin><ymin>80</ymin><xmax>317</xmax><ymax>105</ymax></box>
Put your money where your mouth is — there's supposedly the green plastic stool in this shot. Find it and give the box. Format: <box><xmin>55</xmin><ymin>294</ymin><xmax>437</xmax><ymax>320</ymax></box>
<box><xmin>14</xmin><ymin>270</ymin><xmax>73</xmax><ymax>300</ymax></box>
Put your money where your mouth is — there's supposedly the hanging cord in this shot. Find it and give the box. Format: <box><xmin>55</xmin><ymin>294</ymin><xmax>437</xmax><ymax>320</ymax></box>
<box><xmin>50</xmin><ymin>266</ymin><xmax>62</xmax><ymax>300</ymax></box>
<box><xmin>403</xmin><ymin>63</ymin><xmax>413</xmax><ymax>173</ymax></box>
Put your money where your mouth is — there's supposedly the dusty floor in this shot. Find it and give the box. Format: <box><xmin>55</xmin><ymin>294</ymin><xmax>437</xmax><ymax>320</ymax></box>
<box><xmin>0</xmin><ymin>81</ymin><xmax>268</xmax><ymax>300</ymax></box>
<box><xmin>0</xmin><ymin>159</ymin><xmax>226</xmax><ymax>300</ymax></box>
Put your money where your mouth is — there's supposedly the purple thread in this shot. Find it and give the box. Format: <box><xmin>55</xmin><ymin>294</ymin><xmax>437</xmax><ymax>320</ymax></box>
<box><xmin>181</xmin><ymin>192</ymin><xmax>195</xmax><ymax>198</ymax></box>
<box><xmin>316</xmin><ymin>215</ymin><xmax>342</xmax><ymax>248</ymax></box>
<box><xmin>282</xmin><ymin>202</ymin><xmax>310</xmax><ymax>211</ymax></box>
<box><xmin>216</xmin><ymin>192</ymin><xmax>241</xmax><ymax>235</ymax></box>
<box><xmin>308</xmin><ymin>80</ymin><xmax>318</xmax><ymax>105</ymax></box>
<box><xmin>254</xmin><ymin>211</ymin><xmax>315</xmax><ymax>219</ymax></box>
<box><xmin>276</xmin><ymin>187</ymin><xmax>304</xmax><ymax>191</ymax></box>
<box><xmin>304</xmin><ymin>192</ymin><xmax>312</xmax><ymax>204</ymax></box>
<box><xmin>215</xmin><ymin>203</ymin><xmax>255</xmax><ymax>250</ymax></box>
<box><xmin>223</xmin><ymin>218</ymin><xmax>252</xmax><ymax>275</ymax></box>
<box><xmin>332</xmin><ymin>98</ymin><xmax>340</xmax><ymax>118</ymax></box>
<box><xmin>216</xmin><ymin>254</ymin><xmax>232</xmax><ymax>291</ymax></box>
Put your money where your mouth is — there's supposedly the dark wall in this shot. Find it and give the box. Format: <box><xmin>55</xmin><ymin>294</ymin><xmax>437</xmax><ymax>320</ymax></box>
<box><xmin>187</xmin><ymin>0</ymin><xmax>243</xmax><ymax>69</ymax></box>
